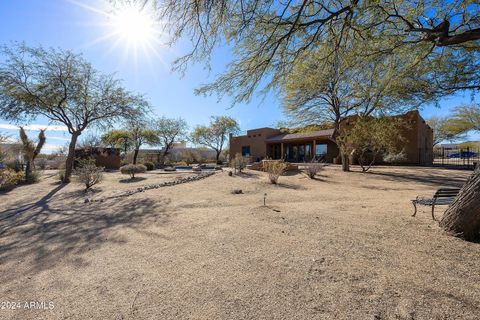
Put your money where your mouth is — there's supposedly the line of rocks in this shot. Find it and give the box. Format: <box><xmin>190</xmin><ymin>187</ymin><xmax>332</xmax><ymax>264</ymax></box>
<box><xmin>84</xmin><ymin>171</ymin><xmax>217</xmax><ymax>203</ymax></box>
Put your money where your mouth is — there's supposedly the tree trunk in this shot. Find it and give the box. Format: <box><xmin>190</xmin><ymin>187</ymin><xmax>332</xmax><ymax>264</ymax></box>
<box><xmin>64</xmin><ymin>132</ymin><xmax>80</xmax><ymax>183</ymax></box>
<box><xmin>24</xmin><ymin>160</ymin><xmax>31</xmax><ymax>182</ymax></box>
<box><xmin>440</xmin><ymin>166</ymin><xmax>480</xmax><ymax>241</ymax></box>
<box><xmin>341</xmin><ymin>153</ymin><xmax>350</xmax><ymax>172</ymax></box>
<box><xmin>216</xmin><ymin>150</ymin><xmax>221</xmax><ymax>164</ymax></box>
<box><xmin>133</xmin><ymin>149</ymin><xmax>139</xmax><ymax>164</ymax></box>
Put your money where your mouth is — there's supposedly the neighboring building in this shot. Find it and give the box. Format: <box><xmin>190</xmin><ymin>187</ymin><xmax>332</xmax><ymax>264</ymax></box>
<box><xmin>229</xmin><ymin>110</ymin><xmax>434</xmax><ymax>165</ymax></box>
<box><xmin>138</xmin><ymin>143</ymin><xmax>220</xmax><ymax>164</ymax></box>
<box><xmin>75</xmin><ymin>147</ymin><xmax>121</xmax><ymax>169</ymax></box>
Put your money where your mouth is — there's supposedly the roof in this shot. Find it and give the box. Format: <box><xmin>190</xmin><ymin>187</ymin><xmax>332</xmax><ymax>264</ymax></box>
<box><xmin>265</xmin><ymin>129</ymin><xmax>335</xmax><ymax>143</ymax></box>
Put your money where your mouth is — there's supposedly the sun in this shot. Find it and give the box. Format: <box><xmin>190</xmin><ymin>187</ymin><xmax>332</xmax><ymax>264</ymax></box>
<box><xmin>110</xmin><ymin>4</ymin><xmax>157</xmax><ymax>45</ymax></box>
<box><xmin>70</xmin><ymin>0</ymin><xmax>166</xmax><ymax>62</ymax></box>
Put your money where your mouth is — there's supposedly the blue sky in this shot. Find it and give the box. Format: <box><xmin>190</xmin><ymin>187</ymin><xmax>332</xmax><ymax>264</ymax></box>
<box><xmin>0</xmin><ymin>0</ymin><xmax>477</xmax><ymax>152</ymax></box>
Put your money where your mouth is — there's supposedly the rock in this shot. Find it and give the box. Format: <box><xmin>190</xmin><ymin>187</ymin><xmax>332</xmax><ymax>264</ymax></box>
<box><xmin>84</xmin><ymin>198</ymin><xmax>90</xmax><ymax>203</ymax></box>
<box><xmin>228</xmin><ymin>171</ymin><xmax>233</xmax><ymax>176</ymax></box>
<box><xmin>231</xmin><ymin>189</ymin><xmax>243</xmax><ymax>194</ymax></box>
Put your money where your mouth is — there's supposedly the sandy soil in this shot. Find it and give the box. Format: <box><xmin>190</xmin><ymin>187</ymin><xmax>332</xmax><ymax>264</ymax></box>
<box><xmin>0</xmin><ymin>165</ymin><xmax>479</xmax><ymax>320</ymax></box>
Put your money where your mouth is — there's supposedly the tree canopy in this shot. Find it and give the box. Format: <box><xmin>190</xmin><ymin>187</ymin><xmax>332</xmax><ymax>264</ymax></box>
<box><xmin>190</xmin><ymin>116</ymin><xmax>240</xmax><ymax>162</ymax></box>
<box><xmin>141</xmin><ymin>0</ymin><xmax>479</xmax><ymax>104</ymax></box>
<box><xmin>0</xmin><ymin>43</ymin><xmax>149</xmax><ymax>181</ymax></box>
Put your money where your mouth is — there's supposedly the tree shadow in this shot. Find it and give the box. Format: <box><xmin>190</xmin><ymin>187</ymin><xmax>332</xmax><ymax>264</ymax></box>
<box><xmin>0</xmin><ymin>188</ymin><xmax>171</xmax><ymax>283</ymax></box>
<box><xmin>365</xmin><ymin>168</ymin><xmax>469</xmax><ymax>188</ymax></box>
<box><xmin>119</xmin><ymin>177</ymin><xmax>147</xmax><ymax>183</ymax></box>
<box><xmin>234</xmin><ymin>171</ymin><xmax>260</xmax><ymax>179</ymax></box>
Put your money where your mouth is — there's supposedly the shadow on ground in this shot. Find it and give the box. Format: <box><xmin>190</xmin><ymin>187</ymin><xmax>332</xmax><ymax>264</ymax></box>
<box><xmin>119</xmin><ymin>177</ymin><xmax>148</xmax><ymax>183</ymax></box>
<box><xmin>365</xmin><ymin>168</ymin><xmax>469</xmax><ymax>188</ymax></box>
<box><xmin>0</xmin><ymin>185</ymin><xmax>171</xmax><ymax>281</ymax></box>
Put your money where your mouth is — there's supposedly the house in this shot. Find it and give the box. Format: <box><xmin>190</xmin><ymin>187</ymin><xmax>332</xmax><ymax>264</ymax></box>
<box><xmin>229</xmin><ymin>110</ymin><xmax>434</xmax><ymax>165</ymax></box>
<box><xmin>74</xmin><ymin>147</ymin><xmax>121</xmax><ymax>169</ymax></box>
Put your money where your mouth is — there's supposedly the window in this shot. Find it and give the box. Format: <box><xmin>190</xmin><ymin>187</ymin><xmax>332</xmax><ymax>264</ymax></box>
<box><xmin>242</xmin><ymin>146</ymin><xmax>251</xmax><ymax>156</ymax></box>
<box><xmin>315</xmin><ymin>144</ymin><xmax>327</xmax><ymax>156</ymax></box>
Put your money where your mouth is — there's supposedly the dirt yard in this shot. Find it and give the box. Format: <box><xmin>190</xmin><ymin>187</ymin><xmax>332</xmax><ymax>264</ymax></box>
<box><xmin>0</xmin><ymin>166</ymin><xmax>479</xmax><ymax>319</ymax></box>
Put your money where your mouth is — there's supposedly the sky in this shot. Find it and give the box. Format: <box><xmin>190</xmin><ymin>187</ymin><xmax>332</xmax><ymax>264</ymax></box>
<box><xmin>0</xmin><ymin>0</ymin><xmax>477</xmax><ymax>152</ymax></box>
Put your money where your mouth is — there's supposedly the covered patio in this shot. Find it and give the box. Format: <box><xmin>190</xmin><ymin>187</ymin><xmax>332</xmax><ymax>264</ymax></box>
<box><xmin>265</xmin><ymin>129</ymin><xmax>338</xmax><ymax>163</ymax></box>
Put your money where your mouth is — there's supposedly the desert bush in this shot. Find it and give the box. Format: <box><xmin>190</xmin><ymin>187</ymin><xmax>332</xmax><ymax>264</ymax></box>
<box><xmin>230</xmin><ymin>153</ymin><xmax>247</xmax><ymax>173</ymax></box>
<box><xmin>58</xmin><ymin>169</ymin><xmax>66</xmax><ymax>182</ymax></box>
<box><xmin>74</xmin><ymin>158</ymin><xmax>103</xmax><ymax>190</ymax></box>
<box><xmin>304</xmin><ymin>162</ymin><xmax>325</xmax><ymax>179</ymax></box>
<box><xmin>6</xmin><ymin>160</ymin><xmax>22</xmax><ymax>172</ymax></box>
<box><xmin>0</xmin><ymin>168</ymin><xmax>24</xmax><ymax>190</ymax></box>
<box><xmin>143</xmin><ymin>161</ymin><xmax>155</xmax><ymax>171</ymax></box>
<box><xmin>383</xmin><ymin>151</ymin><xmax>407</xmax><ymax>165</ymax></box>
<box><xmin>264</xmin><ymin>160</ymin><xmax>288</xmax><ymax>184</ymax></box>
<box><xmin>36</xmin><ymin>158</ymin><xmax>48</xmax><ymax>170</ymax></box>
<box><xmin>120</xmin><ymin>164</ymin><xmax>146</xmax><ymax>179</ymax></box>
<box><xmin>26</xmin><ymin>170</ymin><xmax>42</xmax><ymax>183</ymax></box>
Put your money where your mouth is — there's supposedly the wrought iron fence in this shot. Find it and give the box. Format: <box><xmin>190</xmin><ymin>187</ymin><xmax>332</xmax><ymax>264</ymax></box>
<box><xmin>433</xmin><ymin>147</ymin><xmax>480</xmax><ymax>170</ymax></box>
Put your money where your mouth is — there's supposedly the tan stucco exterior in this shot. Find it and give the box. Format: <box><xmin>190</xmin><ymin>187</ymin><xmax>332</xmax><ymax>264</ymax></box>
<box><xmin>229</xmin><ymin>110</ymin><xmax>433</xmax><ymax>165</ymax></box>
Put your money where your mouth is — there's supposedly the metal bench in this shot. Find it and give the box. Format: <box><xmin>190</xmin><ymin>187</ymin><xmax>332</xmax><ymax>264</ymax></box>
<box><xmin>411</xmin><ymin>187</ymin><xmax>461</xmax><ymax>220</ymax></box>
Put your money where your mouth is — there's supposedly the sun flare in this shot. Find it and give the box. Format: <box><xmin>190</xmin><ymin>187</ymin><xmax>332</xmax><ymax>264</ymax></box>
<box><xmin>70</xmin><ymin>0</ymin><xmax>166</xmax><ymax>62</ymax></box>
<box><xmin>110</xmin><ymin>4</ymin><xmax>157</xmax><ymax>45</ymax></box>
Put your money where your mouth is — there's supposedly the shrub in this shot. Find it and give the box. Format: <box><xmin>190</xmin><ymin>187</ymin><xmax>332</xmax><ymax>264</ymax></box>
<box><xmin>383</xmin><ymin>151</ymin><xmax>407</xmax><ymax>165</ymax></box>
<box><xmin>74</xmin><ymin>159</ymin><xmax>103</xmax><ymax>190</ymax></box>
<box><xmin>36</xmin><ymin>158</ymin><xmax>48</xmax><ymax>170</ymax></box>
<box><xmin>304</xmin><ymin>162</ymin><xmax>325</xmax><ymax>179</ymax></box>
<box><xmin>263</xmin><ymin>160</ymin><xmax>288</xmax><ymax>184</ymax></box>
<box><xmin>26</xmin><ymin>170</ymin><xmax>42</xmax><ymax>184</ymax></box>
<box><xmin>6</xmin><ymin>160</ymin><xmax>22</xmax><ymax>172</ymax></box>
<box><xmin>143</xmin><ymin>161</ymin><xmax>155</xmax><ymax>171</ymax></box>
<box><xmin>0</xmin><ymin>169</ymin><xmax>24</xmax><ymax>190</ymax></box>
<box><xmin>230</xmin><ymin>153</ymin><xmax>247</xmax><ymax>173</ymax></box>
<box><xmin>120</xmin><ymin>164</ymin><xmax>146</xmax><ymax>179</ymax></box>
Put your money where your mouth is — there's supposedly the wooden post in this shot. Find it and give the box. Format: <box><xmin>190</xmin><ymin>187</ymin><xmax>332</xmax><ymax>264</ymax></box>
<box><xmin>312</xmin><ymin>140</ymin><xmax>316</xmax><ymax>161</ymax></box>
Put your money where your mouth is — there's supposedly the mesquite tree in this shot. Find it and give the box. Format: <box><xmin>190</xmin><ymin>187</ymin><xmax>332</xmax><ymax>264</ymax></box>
<box><xmin>191</xmin><ymin>116</ymin><xmax>239</xmax><ymax>163</ymax></box>
<box><xmin>441</xmin><ymin>165</ymin><xmax>480</xmax><ymax>242</ymax></box>
<box><xmin>0</xmin><ymin>44</ymin><xmax>148</xmax><ymax>182</ymax></box>
<box><xmin>152</xmin><ymin>117</ymin><xmax>188</xmax><ymax>165</ymax></box>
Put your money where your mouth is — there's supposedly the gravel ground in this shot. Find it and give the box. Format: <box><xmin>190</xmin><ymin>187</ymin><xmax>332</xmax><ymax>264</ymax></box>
<box><xmin>0</xmin><ymin>165</ymin><xmax>479</xmax><ymax>320</ymax></box>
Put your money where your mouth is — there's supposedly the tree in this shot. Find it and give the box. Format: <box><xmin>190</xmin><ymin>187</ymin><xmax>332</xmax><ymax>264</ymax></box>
<box><xmin>102</xmin><ymin>119</ymin><xmax>159</xmax><ymax>164</ymax></box>
<box><xmin>125</xmin><ymin>119</ymin><xmax>159</xmax><ymax>164</ymax></box>
<box><xmin>448</xmin><ymin>104</ymin><xmax>480</xmax><ymax>134</ymax></box>
<box><xmin>152</xmin><ymin>117</ymin><xmax>188</xmax><ymax>165</ymax></box>
<box><xmin>77</xmin><ymin>133</ymin><xmax>104</xmax><ymax>149</ymax></box>
<box><xmin>440</xmin><ymin>165</ymin><xmax>480</xmax><ymax>242</ymax></box>
<box><xmin>147</xmin><ymin>0</ymin><xmax>479</xmax><ymax>104</ymax></box>
<box><xmin>19</xmin><ymin>127</ymin><xmax>45</xmax><ymax>182</ymax></box>
<box><xmin>282</xmin><ymin>25</ymin><xmax>448</xmax><ymax>171</ymax></box>
<box><xmin>0</xmin><ymin>44</ymin><xmax>148</xmax><ymax>182</ymax></box>
<box><xmin>191</xmin><ymin>116</ymin><xmax>240</xmax><ymax>163</ymax></box>
<box><xmin>439</xmin><ymin>103</ymin><xmax>480</xmax><ymax>241</ymax></box>
<box><xmin>337</xmin><ymin>117</ymin><xmax>403</xmax><ymax>172</ymax></box>
<box><xmin>427</xmin><ymin>116</ymin><xmax>465</xmax><ymax>146</ymax></box>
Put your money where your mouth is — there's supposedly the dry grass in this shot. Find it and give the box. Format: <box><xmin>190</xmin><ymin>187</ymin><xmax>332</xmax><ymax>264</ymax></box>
<box><xmin>0</xmin><ymin>166</ymin><xmax>479</xmax><ymax>319</ymax></box>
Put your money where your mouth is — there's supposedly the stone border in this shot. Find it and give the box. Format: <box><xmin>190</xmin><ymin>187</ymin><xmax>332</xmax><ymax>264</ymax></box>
<box><xmin>85</xmin><ymin>171</ymin><xmax>216</xmax><ymax>203</ymax></box>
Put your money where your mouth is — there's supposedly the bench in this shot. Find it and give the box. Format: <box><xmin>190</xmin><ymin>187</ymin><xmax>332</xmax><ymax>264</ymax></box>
<box><xmin>411</xmin><ymin>187</ymin><xmax>461</xmax><ymax>220</ymax></box>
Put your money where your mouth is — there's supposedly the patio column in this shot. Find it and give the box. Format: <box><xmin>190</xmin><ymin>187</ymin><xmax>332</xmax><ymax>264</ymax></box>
<box><xmin>312</xmin><ymin>140</ymin><xmax>316</xmax><ymax>160</ymax></box>
<box><xmin>281</xmin><ymin>143</ymin><xmax>284</xmax><ymax>160</ymax></box>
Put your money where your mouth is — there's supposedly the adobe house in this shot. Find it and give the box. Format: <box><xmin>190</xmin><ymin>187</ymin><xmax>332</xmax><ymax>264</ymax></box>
<box><xmin>229</xmin><ymin>110</ymin><xmax>433</xmax><ymax>165</ymax></box>
<box><xmin>74</xmin><ymin>147</ymin><xmax>121</xmax><ymax>170</ymax></box>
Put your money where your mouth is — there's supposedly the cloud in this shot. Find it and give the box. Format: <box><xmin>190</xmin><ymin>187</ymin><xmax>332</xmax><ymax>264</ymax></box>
<box><xmin>0</xmin><ymin>123</ymin><xmax>69</xmax><ymax>131</ymax></box>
